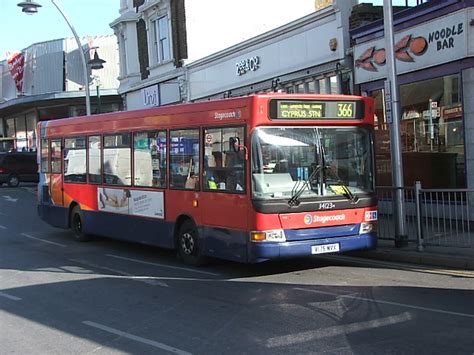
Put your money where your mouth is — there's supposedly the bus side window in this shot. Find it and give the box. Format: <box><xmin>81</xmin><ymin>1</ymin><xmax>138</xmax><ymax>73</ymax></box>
<box><xmin>204</xmin><ymin>126</ymin><xmax>245</xmax><ymax>192</ymax></box>
<box><xmin>88</xmin><ymin>136</ymin><xmax>102</xmax><ymax>184</ymax></box>
<box><xmin>169</xmin><ymin>129</ymin><xmax>200</xmax><ymax>190</ymax></box>
<box><xmin>64</xmin><ymin>137</ymin><xmax>86</xmax><ymax>183</ymax></box>
<box><xmin>103</xmin><ymin>133</ymin><xmax>132</xmax><ymax>186</ymax></box>
<box><xmin>134</xmin><ymin>130</ymin><xmax>167</xmax><ymax>188</ymax></box>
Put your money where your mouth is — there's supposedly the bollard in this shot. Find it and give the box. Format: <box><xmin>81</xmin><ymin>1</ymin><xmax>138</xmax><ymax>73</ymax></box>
<box><xmin>415</xmin><ymin>181</ymin><xmax>424</xmax><ymax>252</ymax></box>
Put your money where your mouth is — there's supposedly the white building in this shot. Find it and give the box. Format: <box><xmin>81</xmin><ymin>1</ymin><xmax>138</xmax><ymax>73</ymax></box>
<box><xmin>110</xmin><ymin>0</ymin><xmax>318</xmax><ymax>110</ymax></box>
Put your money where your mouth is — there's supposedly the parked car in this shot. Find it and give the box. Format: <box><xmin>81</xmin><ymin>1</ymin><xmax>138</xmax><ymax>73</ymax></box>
<box><xmin>0</xmin><ymin>152</ymin><xmax>39</xmax><ymax>187</ymax></box>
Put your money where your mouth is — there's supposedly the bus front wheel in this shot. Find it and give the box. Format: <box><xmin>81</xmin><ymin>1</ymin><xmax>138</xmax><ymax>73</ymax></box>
<box><xmin>70</xmin><ymin>206</ymin><xmax>91</xmax><ymax>242</ymax></box>
<box><xmin>177</xmin><ymin>220</ymin><xmax>205</xmax><ymax>266</ymax></box>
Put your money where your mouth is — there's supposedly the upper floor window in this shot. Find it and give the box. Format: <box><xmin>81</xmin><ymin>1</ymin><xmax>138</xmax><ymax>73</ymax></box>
<box><xmin>153</xmin><ymin>15</ymin><xmax>171</xmax><ymax>63</ymax></box>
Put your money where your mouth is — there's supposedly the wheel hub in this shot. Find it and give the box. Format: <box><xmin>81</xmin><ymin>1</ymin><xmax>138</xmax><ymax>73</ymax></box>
<box><xmin>181</xmin><ymin>232</ymin><xmax>194</xmax><ymax>255</ymax></box>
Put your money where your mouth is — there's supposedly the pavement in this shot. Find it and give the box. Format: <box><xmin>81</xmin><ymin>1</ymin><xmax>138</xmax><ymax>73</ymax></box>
<box><xmin>351</xmin><ymin>239</ymin><xmax>474</xmax><ymax>271</ymax></box>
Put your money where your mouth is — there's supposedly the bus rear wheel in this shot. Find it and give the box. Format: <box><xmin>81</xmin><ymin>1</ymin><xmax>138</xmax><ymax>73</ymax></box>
<box><xmin>70</xmin><ymin>206</ymin><xmax>91</xmax><ymax>242</ymax></box>
<box><xmin>177</xmin><ymin>220</ymin><xmax>205</xmax><ymax>266</ymax></box>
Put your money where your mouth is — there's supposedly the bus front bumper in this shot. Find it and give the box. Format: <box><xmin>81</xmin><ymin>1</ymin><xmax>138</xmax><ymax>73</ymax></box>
<box><xmin>247</xmin><ymin>232</ymin><xmax>377</xmax><ymax>263</ymax></box>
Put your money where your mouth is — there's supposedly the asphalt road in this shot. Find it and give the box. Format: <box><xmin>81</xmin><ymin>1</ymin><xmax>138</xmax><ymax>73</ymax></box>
<box><xmin>1</xmin><ymin>184</ymin><xmax>473</xmax><ymax>354</ymax></box>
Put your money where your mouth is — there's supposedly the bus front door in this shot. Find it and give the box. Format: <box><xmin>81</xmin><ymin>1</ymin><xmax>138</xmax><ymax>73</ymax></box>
<box><xmin>49</xmin><ymin>139</ymin><xmax>64</xmax><ymax>207</ymax></box>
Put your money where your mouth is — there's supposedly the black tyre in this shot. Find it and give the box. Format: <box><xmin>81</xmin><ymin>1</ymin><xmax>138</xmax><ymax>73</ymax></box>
<box><xmin>7</xmin><ymin>174</ymin><xmax>19</xmax><ymax>187</ymax></box>
<box><xmin>177</xmin><ymin>220</ymin><xmax>206</xmax><ymax>266</ymax></box>
<box><xmin>70</xmin><ymin>206</ymin><xmax>91</xmax><ymax>242</ymax></box>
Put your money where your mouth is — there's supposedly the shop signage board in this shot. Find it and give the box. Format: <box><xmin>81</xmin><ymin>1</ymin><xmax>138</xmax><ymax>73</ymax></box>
<box><xmin>354</xmin><ymin>10</ymin><xmax>468</xmax><ymax>84</ymax></box>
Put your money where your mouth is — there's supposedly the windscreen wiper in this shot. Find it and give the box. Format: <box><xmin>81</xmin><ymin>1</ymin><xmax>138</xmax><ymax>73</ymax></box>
<box><xmin>288</xmin><ymin>165</ymin><xmax>321</xmax><ymax>207</ymax></box>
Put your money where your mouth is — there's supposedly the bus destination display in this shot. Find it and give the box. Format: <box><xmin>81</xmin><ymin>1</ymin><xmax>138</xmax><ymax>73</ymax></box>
<box><xmin>271</xmin><ymin>100</ymin><xmax>361</xmax><ymax>120</ymax></box>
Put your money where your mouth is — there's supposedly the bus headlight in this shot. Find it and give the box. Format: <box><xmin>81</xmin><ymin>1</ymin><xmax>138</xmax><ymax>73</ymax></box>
<box><xmin>359</xmin><ymin>222</ymin><xmax>376</xmax><ymax>234</ymax></box>
<box><xmin>250</xmin><ymin>229</ymin><xmax>286</xmax><ymax>242</ymax></box>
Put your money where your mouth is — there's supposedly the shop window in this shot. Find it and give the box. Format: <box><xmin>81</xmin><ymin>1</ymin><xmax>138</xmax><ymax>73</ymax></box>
<box><xmin>64</xmin><ymin>137</ymin><xmax>86</xmax><ymax>183</ymax></box>
<box><xmin>319</xmin><ymin>79</ymin><xmax>327</xmax><ymax>94</ymax></box>
<box><xmin>103</xmin><ymin>133</ymin><xmax>131</xmax><ymax>186</ymax></box>
<box><xmin>170</xmin><ymin>129</ymin><xmax>199</xmax><ymax>189</ymax></box>
<box><xmin>307</xmin><ymin>81</ymin><xmax>317</xmax><ymax>93</ymax></box>
<box><xmin>134</xmin><ymin>131</ymin><xmax>167</xmax><ymax>188</ymax></box>
<box><xmin>26</xmin><ymin>113</ymin><xmax>37</xmax><ymax>151</ymax></box>
<box><xmin>372</xmin><ymin>74</ymin><xmax>464</xmax><ymax>188</ymax></box>
<box><xmin>330</xmin><ymin>76</ymin><xmax>338</xmax><ymax>94</ymax></box>
<box><xmin>203</xmin><ymin>126</ymin><xmax>245</xmax><ymax>193</ymax></box>
<box><xmin>88</xmin><ymin>136</ymin><xmax>102</xmax><ymax>184</ymax></box>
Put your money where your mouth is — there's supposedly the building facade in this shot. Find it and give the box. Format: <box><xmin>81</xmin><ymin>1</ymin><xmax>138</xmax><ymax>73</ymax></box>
<box><xmin>186</xmin><ymin>0</ymin><xmax>357</xmax><ymax>101</ymax></box>
<box><xmin>0</xmin><ymin>35</ymin><xmax>121</xmax><ymax>152</ymax></box>
<box><xmin>110</xmin><ymin>0</ymin><xmax>319</xmax><ymax>110</ymax></box>
<box><xmin>351</xmin><ymin>0</ymin><xmax>474</xmax><ymax>189</ymax></box>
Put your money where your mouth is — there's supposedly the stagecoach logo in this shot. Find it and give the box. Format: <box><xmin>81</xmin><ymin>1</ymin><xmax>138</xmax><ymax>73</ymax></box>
<box><xmin>304</xmin><ymin>214</ymin><xmax>313</xmax><ymax>225</ymax></box>
<box><xmin>304</xmin><ymin>213</ymin><xmax>346</xmax><ymax>225</ymax></box>
<box><xmin>214</xmin><ymin>109</ymin><xmax>242</xmax><ymax>121</ymax></box>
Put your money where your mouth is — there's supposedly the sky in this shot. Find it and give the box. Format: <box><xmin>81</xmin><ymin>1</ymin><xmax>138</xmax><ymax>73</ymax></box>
<box><xmin>0</xmin><ymin>0</ymin><xmax>118</xmax><ymax>60</ymax></box>
<box><xmin>0</xmin><ymin>0</ymin><xmax>415</xmax><ymax>61</ymax></box>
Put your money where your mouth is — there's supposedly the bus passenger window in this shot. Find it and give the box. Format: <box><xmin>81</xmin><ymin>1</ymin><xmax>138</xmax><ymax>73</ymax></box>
<box><xmin>64</xmin><ymin>137</ymin><xmax>86</xmax><ymax>183</ymax></box>
<box><xmin>103</xmin><ymin>133</ymin><xmax>132</xmax><ymax>186</ymax></box>
<box><xmin>134</xmin><ymin>130</ymin><xmax>167</xmax><ymax>188</ymax></box>
<box><xmin>40</xmin><ymin>138</ymin><xmax>49</xmax><ymax>173</ymax></box>
<box><xmin>203</xmin><ymin>126</ymin><xmax>245</xmax><ymax>193</ymax></box>
<box><xmin>88</xmin><ymin>136</ymin><xmax>102</xmax><ymax>184</ymax></box>
<box><xmin>170</xmin><ymin>129</ymin><xmax>200</xmax><ymax>190</ymax></box>
<box><xmin>50</xmin><ymin>139</ymin><xmax>62</xmax><ymax>173</ymax></box>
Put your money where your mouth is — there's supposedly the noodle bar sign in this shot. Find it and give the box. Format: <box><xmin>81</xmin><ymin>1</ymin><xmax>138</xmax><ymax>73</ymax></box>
<box><xmin>354</xmin><ymin>10</ymin><xmax>469</xmax><ymax>84</ymax></box>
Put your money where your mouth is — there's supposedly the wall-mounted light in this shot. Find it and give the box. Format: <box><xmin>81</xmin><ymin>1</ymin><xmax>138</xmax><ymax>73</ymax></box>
<box><xmin>329</xmin><ymin>38</ymin><xmax>338</xmax><ymax>52</ymax></box>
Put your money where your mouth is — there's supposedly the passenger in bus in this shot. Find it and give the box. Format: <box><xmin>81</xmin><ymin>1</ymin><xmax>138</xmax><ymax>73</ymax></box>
<box><xmin>185</xmin><ymin>173</ymin><xmax>199</xmax><ymax>189</ymax></box>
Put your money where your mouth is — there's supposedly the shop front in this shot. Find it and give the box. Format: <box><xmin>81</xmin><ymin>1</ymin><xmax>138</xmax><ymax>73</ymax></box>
<box><xmin>352</xmin><ymin>1</ymin><xmax>474</xmax><ymax>188</ymax></box>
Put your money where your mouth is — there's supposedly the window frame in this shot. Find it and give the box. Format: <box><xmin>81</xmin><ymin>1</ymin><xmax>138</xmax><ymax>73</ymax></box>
<box><xmin>169</xmin><ymin>128</ymin><xmax>200</xmax><ymax>191</ymax></box>
<box><xmin>50</xmin><ymin>138</ymin><xmax>62</xmax><ymax>174</ymax></box>
<box><xmin>202</xmin><ymin>125</ymin><xmax>247</xmax><ymax>194</ymax></box>
<box><xmin>63</xmin><ymin>136</ymin><xmax>87</xmax><ymax>184</ymax></box>
<box><xmin>88</xmin><ymin>135</ymin><xmax>102</xmax><ymax>185</ymax></box>
<box><xmin>152</xmin><ymin>14</ymin><xmax>171</xmax><ymax>65</ymax></box>
<box><xmin>102</xmin><ymin>132</ymin><xmax>132</xmax><ymax>186</ymax></box>
<box><xmin>133</xmin><ymin>129</ymin><xmax>168</xmax><ymax>188</ymax></box>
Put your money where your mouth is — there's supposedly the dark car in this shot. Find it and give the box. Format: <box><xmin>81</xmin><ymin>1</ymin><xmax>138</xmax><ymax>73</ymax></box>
<box><xmin>0</xmin><ymin>152</ymin><xmax>39</xmax><ymax>187</ymax></box>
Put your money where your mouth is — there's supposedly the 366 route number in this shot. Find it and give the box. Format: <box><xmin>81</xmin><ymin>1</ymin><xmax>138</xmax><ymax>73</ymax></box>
<box><xmin>337</xmin><ymin>103</ymin><xmax>354</xmax><ymax>118</ymax></box>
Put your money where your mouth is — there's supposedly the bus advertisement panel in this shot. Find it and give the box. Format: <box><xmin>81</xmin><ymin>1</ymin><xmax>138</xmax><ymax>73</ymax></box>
<box><xmin>37</xmin><ymin>94</ymin><xmax>377</xmax><ymax>265</ymax></box>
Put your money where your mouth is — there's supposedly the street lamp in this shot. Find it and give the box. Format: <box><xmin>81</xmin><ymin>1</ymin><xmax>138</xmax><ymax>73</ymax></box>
<box><xmin>17</xmin><ymin>0</ymin><xmax>105</xmax><ymax>116</ymax></box>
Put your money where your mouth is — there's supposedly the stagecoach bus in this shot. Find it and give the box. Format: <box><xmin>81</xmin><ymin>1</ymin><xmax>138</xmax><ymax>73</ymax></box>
<box><xmin>37</xmin><ymin>94</ymin><xmax>377</xmax><ymax>265</ymax></box>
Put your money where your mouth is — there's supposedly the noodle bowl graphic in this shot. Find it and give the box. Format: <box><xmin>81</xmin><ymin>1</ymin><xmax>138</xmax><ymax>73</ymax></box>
<box><xmin>356</xmin><ymin>35</ymin><xmax>428</xmax><ymax>71</ymax></box>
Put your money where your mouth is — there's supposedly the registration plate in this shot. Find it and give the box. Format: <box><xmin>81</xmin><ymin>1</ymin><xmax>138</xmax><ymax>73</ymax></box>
<box><xmin>311</xmin><ymin>243</ymin><xmax>340</xmax><ymax>255</ymax></box>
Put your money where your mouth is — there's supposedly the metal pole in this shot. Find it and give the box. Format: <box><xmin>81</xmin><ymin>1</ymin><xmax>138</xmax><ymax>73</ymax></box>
<box><xmin>51</xmin><ymin>0</ymin><xmax>91</xmax><ymax>116</ymax></box>
<box><xmin>415</xmin><ymin>180</ymin><xmax>424</xmax><ymax>252</ymax></box>
<box><xmin>383</xmin><ymin>0</ymin><xmax>408</xmax><ymax>247</ymax></box>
